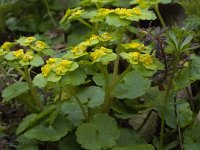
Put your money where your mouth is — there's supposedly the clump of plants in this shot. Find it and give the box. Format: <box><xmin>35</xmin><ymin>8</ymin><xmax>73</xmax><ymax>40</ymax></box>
<box><xmin>1</xmin><ymin>0</ymin><xmax>200</xmax><ymax>150</ymax></box>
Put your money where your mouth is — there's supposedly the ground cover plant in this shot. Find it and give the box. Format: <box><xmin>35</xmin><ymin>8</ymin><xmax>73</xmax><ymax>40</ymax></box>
<box><xmin>1</xmin><ymin>0</ymin><xmax>200</xmax><ymax>150</ymax></box>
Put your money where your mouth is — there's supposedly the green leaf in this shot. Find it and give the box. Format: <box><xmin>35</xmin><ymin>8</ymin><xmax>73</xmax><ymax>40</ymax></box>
<box><xmin>76</xmin><ymin>113</ymin><xmax>120</xmax><ymax>150</ymax></box>
<box><xmin>32</xmin><ymin>74</ymin><xmax>47</xmax><ymax>88</ymax></box>
<box><xmin>30</xmin><ymin>55</ymin><xmax>44</xmax><ymax>67</ymax></box>
<box><xmin>117</xmin><ymin>128</ymin><xmax>145</xmax><ymax>146</ymax></box>
<box><xmin>180</xmin><ymin>34</ymin><xmax>193</xmax><ymax>51</ymax></box>
<box><xmin>24</xmin><ymin>115</ymin><xmax>71</xmax><ymax>141</ymax></box>
<box><xmin>2</xmin><ymin>82</ymin><xmax>29</xmax><ymax>102</ymax></box>
<box><xmin>16</xmin><ymin>105</ymin><xmax>56</xmax><ymax>135</ymax></box>
<box><xmin>47</xmin><ymin>72</ymin><xmax>61</xmax><ymax>82</ymax></box>
<box><xmin>42</xmin><ymin>49</ymin><xmax>56</xmax><ymax>56</ymax></box>
<box><xmin>73</xmin><ymin>86</ymin><xmax>105</xmax><ymax>108</ymax></box>
<box><xmin>106</xmin><ymin>14</ymin><xmax>131</xmax><ymax>27</ymax></box>
<box><xmin>61</xmin><ymin>101</ymin><xmax>84</xmax><ymax>126</ymax></box>
<box><xmin>59</xmin><ymin>133</ymin><xmax>81</xmax><ymax>150</ymax></box>
<box><xmin>183</xmin><ymin>124</ymin><xmax>200</xmax><ymax>150</ymax></box>
<box><xmin>112</xmin><ymin>144</ymin><xmax>154</xmax><ymax>150</ymax></box>
<box><xmin>4</xmin><ymin>51</ymin><xmax>16</xmax><ymax>60</ymax></box>
<box><xmin>61</xmin><ymin>68</ymin><xmax>87</xmax><ymax>85</ymax></box>
<box><xmin>112</xmin><ymin>71</ymin><xmax>151</xmax><ymax>99</ymax></box>
<box><xmin>16</xmin><ymin>136</ymin><xmax>38</xmax><ymax>150</ymax></box>
<box><xmin>159</xmin><ymin>102</ymin><xmax>193</xmax><ymax>128</ymax></box>
<box><xmin>16</xmin><ymin>114</ymin><xmax>37</xmax><ymax>135</ymax></box>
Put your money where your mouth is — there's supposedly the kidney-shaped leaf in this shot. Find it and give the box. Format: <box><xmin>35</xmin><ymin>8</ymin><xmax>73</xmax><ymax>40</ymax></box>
<box><xmin>112</xmin><ymin>71</ymin><xmax>151</xmax><ymax>99</ymax></box>
<box><xmin>76</xmin><ymin>113</ymin><xmax>120</xmax><ymax>150</ymax></box>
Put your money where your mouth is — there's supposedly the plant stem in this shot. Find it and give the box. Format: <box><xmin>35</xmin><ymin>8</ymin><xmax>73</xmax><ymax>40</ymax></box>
<box><xmin>43</xmin><ymin>0</ymin><xmax>57</xmax><ymax>27</ymax></box>
<box><xmin>98</xmin><ymin>65</ymin><xmax>111</xmax><ymax>113</ymax></box>
<box><xmin>111</xmin><ymin>31</ymin><xmax>124</xmax><ymax>87</ymax></box>
<box><xmin>154</xmin><ymin>4</ymin><xmax>166</xmax><ymax>27</ymax></box>
<box><xmin>77</xmin><ymin>18</ymin><xmax>93</xmax><ymax>29</ymax></box>
<box><xmin>110</xmin><ymin>65</ymin><xmax>132</xmax><ymax>91</ymax></box>
<box><xmin>24</xmin><ymin>68</ymin><xmax>43</xmax><ymax>111</ymax></box>
<box><xmin>174</xmin><ymin>96</ymin><xmax>184</xmax><ymax>150</ymax></box>
<box><xmin>69</xmin><ymin>87</ymin><xmax>89</xmax><ymax>121</ymax></box>
<box><xmin>159</xmin><ymin>59</ymin><xmax>179</xmax><ymax>150</ymax></box>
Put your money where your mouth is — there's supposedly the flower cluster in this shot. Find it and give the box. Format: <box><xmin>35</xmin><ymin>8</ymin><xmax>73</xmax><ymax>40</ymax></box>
<box><xmin>0</xmin><ymin>42</ymin><xmax>13</xmax><ymax>56</ymax></box>
<box><xmin>122</xmin><ymin>42</ymin><xmax>146</xmax><ymax>51</ymax></box>
<box><xmin>17</xmin><ymin>36</ymin><xmax>48</xmax><ymax>51</ymax></box>
<box><xmin>67</xmin><ymin>32</ymin><xmax>112</xmax><ymax>58</ymax></box>
<box><xmin>90</xmin><ymin>47</ymin><xmax>116</xmax><ymax>65</ymax></box>
<box><xmin>131</xmin><ymin>0</ymin><xmax>160</xmax><ymax>9</ymax></box>
<box><xmin>41</xmin><ymin>57</ymin><xmax>79</xmax><ymax>81</ymax></box>
<box><xmin>0</xmin><ymin>36</ymin><xmax>48</xmax><ymax>67</ymax></box>
<box><xmin>60</xmin><ymin>7</ymin><xmax>85</xmax><ymax>24</ymax></box>
<box><xmin>120</xmin><ymin>43</ymin><xmax>157</xmax><ymax>70</ymax></box>
<box><xmin>96</xmin><ymin>7</ymin><xmax>142</xmax><ymax>19</ymax></box>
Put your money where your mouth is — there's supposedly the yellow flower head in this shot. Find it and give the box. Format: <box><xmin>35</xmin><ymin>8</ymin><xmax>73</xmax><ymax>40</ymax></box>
<box><xmin>89</xmin><ymin>34</ymin><xmax>99</xmax><ymax>41</ymax></box>
<box><xmin>55</xmin><ymin>60</ymin><xmax>72</xmax><ymax>75</ymax></box>
<box><xmin>41</xmin><ymin>65</ymin><xmax>51</xmax><ymax>77</ymax></box>
<box><xmin>90</xmin><ymin>47</ymin><xmax>111</xmax><ymax>60</ymax></box>
<box><xmin>46</xmin><ymin>58</ymin><xmax>58</xmax><ymax>64</ymax></box>
<box><xmin>35</xmin><ymin>40</ymin><xmax>47</xmax><ymax>50</ymax></box>
<box><xmin>22</xmin><ymin>51</ymin><xmax>33</xmax><ymax>62</ymax></box>
<box><xmin>115</xmin><ymin>8</ymin><xmax>133</xmax><ymax>17</ymax></box>
<box><xmin>13</xmin><ymin>49</ymin><xmax>24</xmax><ymax>59</ymax></box>
<box><xmin>132</xmin><ymin>8</ymin><xmax>142</xmax><ymax>15</ymax></box>
<box><xmin>139</xmin><ymin>54</ymin><xmax>153</xmax><ymax>65</ymax></box>
<box><xmin>129</xmin><ymin>52</ymin><xmax>140</xmax><ymax>61</ymax></box>
<box><xmin>25</xmin><ymin>36</ymin><xmax>36</xmax><ymax>44</ymax></box>
<box><xmin>72</xmin><ymin>44</ymin><xmax>87</xmax><ymax>56</ymax></box>
<box><xmin>101</xmin><ymin>32</ymin><xmax>112</xmax><ymax>41</ymax></box>
<box><xmin>129</xmin><ymin>43</ymin><xmax>141</xmax><ymax>49</ymax></box>
<box><xmin>97</xmin><ymin>8</ymin><xmax>112</xmax><ymax>17</ymax></box>
<box><xmin>71</xmin><ymin>9</ymin><xmax>84</xmax><ymax>18</ymax></box>
<box><xmin>1</xmin><ymin>42</ymin><xmax>12</xmax><ymax>50</ymax></box>
<box><xmin>60</xmin><ymin>60</ymin><xmax>72</xmax><ymax>66</ymax></box>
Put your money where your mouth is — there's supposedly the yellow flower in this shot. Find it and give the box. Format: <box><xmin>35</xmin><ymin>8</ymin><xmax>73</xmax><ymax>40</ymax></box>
<box><xmin>46</xmin><ymin>58</ymin><xmax>58</xmax><ymax>64</ymax></box>
<box><xmin>60</xmin><ymin>60</ymin><xmax>72</xmax><ymax>66</ymax></box>
<box><xmin>132</xmin><ymin>8</ymin><xmax>142</xmax><ymax>15</ymax></box>
<box><xmin>71</xmin><ymin>9</ymin><xmax>84</xmax><ymax>18</ymax></box>
<box><xmin>130</xmin><ymin>52</ymin><xmax>140</xmax><ymax>61</ymax></box>
<box><xmin>41</xmin><ymin>65</ymin><xmax>51</xmax><ymax>77</ymax></box>
<box><xmin>97</xmin><ymin>8</ymin><xmax>112</xmax><ymax>17</ymax></box>
<box><xmin>55</xmin><ymin>60</ymin><xmax>72</xmax><ymax>75</ymax></box>
<box><xmin>139</xmin><ymin>54</ymin><xmax>153</xmax><ymax>65</ymax></box>
<box><xmin>90</xmin><ymin>47</ymin><xmax>111</xmax><ymax>60</ymax></box>
<box><xmin>55</xmin><ymin>66</ymin><xmax>64</xmax><ymax>75</ymax></box>
<box><xmin>129</xmin><ymin>43</ymin><xmax>141</xmax><ymax>49</ymax></box>
<box><xmin>115</xmin><ymin>8</ymin><xmax>133</xmax><ymax>17</ymax></box>
<box><xmin>25</xmin><ymin>36</ymin><xmax>36</xmax><ymax>44</ymax></box>
<box><xmin>13</xmin><ymin>49</ymin><xmax>24</xmax><ymax>59</ymax></box>
<box><xmin>35</xmin><ymin>40</ymin><xmax>47</xmax><ymax>50</ymax></box>
<box><xmin>1</xmin><ymin>42</ymin><xmax>12</xmax><ymax>50</ymax></box>
<box><xmin>22</xmin><ymin>51</ymin><xmax>33</xmax><ymax>62</ymax></box>
<box><xmin>89</xmin><ymin>34</ymin><xmax>99</xmax><ymax>41</ymax></box>
<box><xmin>72</xmin><ymin>44</ymin><xmax>87</xmax><ymax>56</ymax></box>
<box><xmin>101</xmin><ymin>32</ymin><xmax>112</xmax><ymax>41</ymax></box>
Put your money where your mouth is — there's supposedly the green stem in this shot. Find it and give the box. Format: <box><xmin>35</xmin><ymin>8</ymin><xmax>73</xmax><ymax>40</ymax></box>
<box><xmin>43</xmin><ymin>0</ymin><xmax>57</xmax><ymax>27</ymax></box>
<box><xmin>24</xmin><ymin>68</ymin><xmax>43</xmax><ymax>111</ymax></box>
<box><xmin>69</xmin><ymin>87</ymin><xmax>89</xmax><ymax>121</ymax></box>
<box><xmin>110</xmin><ymin>65</ymin><xmax>132</xmax><ymax>91</ymax></box>
<box><xmin>154</xmin><ymin>4</ymin><xmax>166</xmax><ymax>27</ymax></box>
<box><xmin>111</xmin><ymin>31</ymin><xmax>124</xmax><ymax>86</ymax></box>
<box><xmin>159</xmin><ymin>59</ymin><xmax>179</xmax><ymax>150</ymax></box>
<box><xmin>98</xmin><ymin>65</ymin><xmax>111</xmax><ymax>113</ymax></box>
<box><xmin>77</xmin><ymin>18</ymin><xmax>93</xmax><ymax>29</ymax></box>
